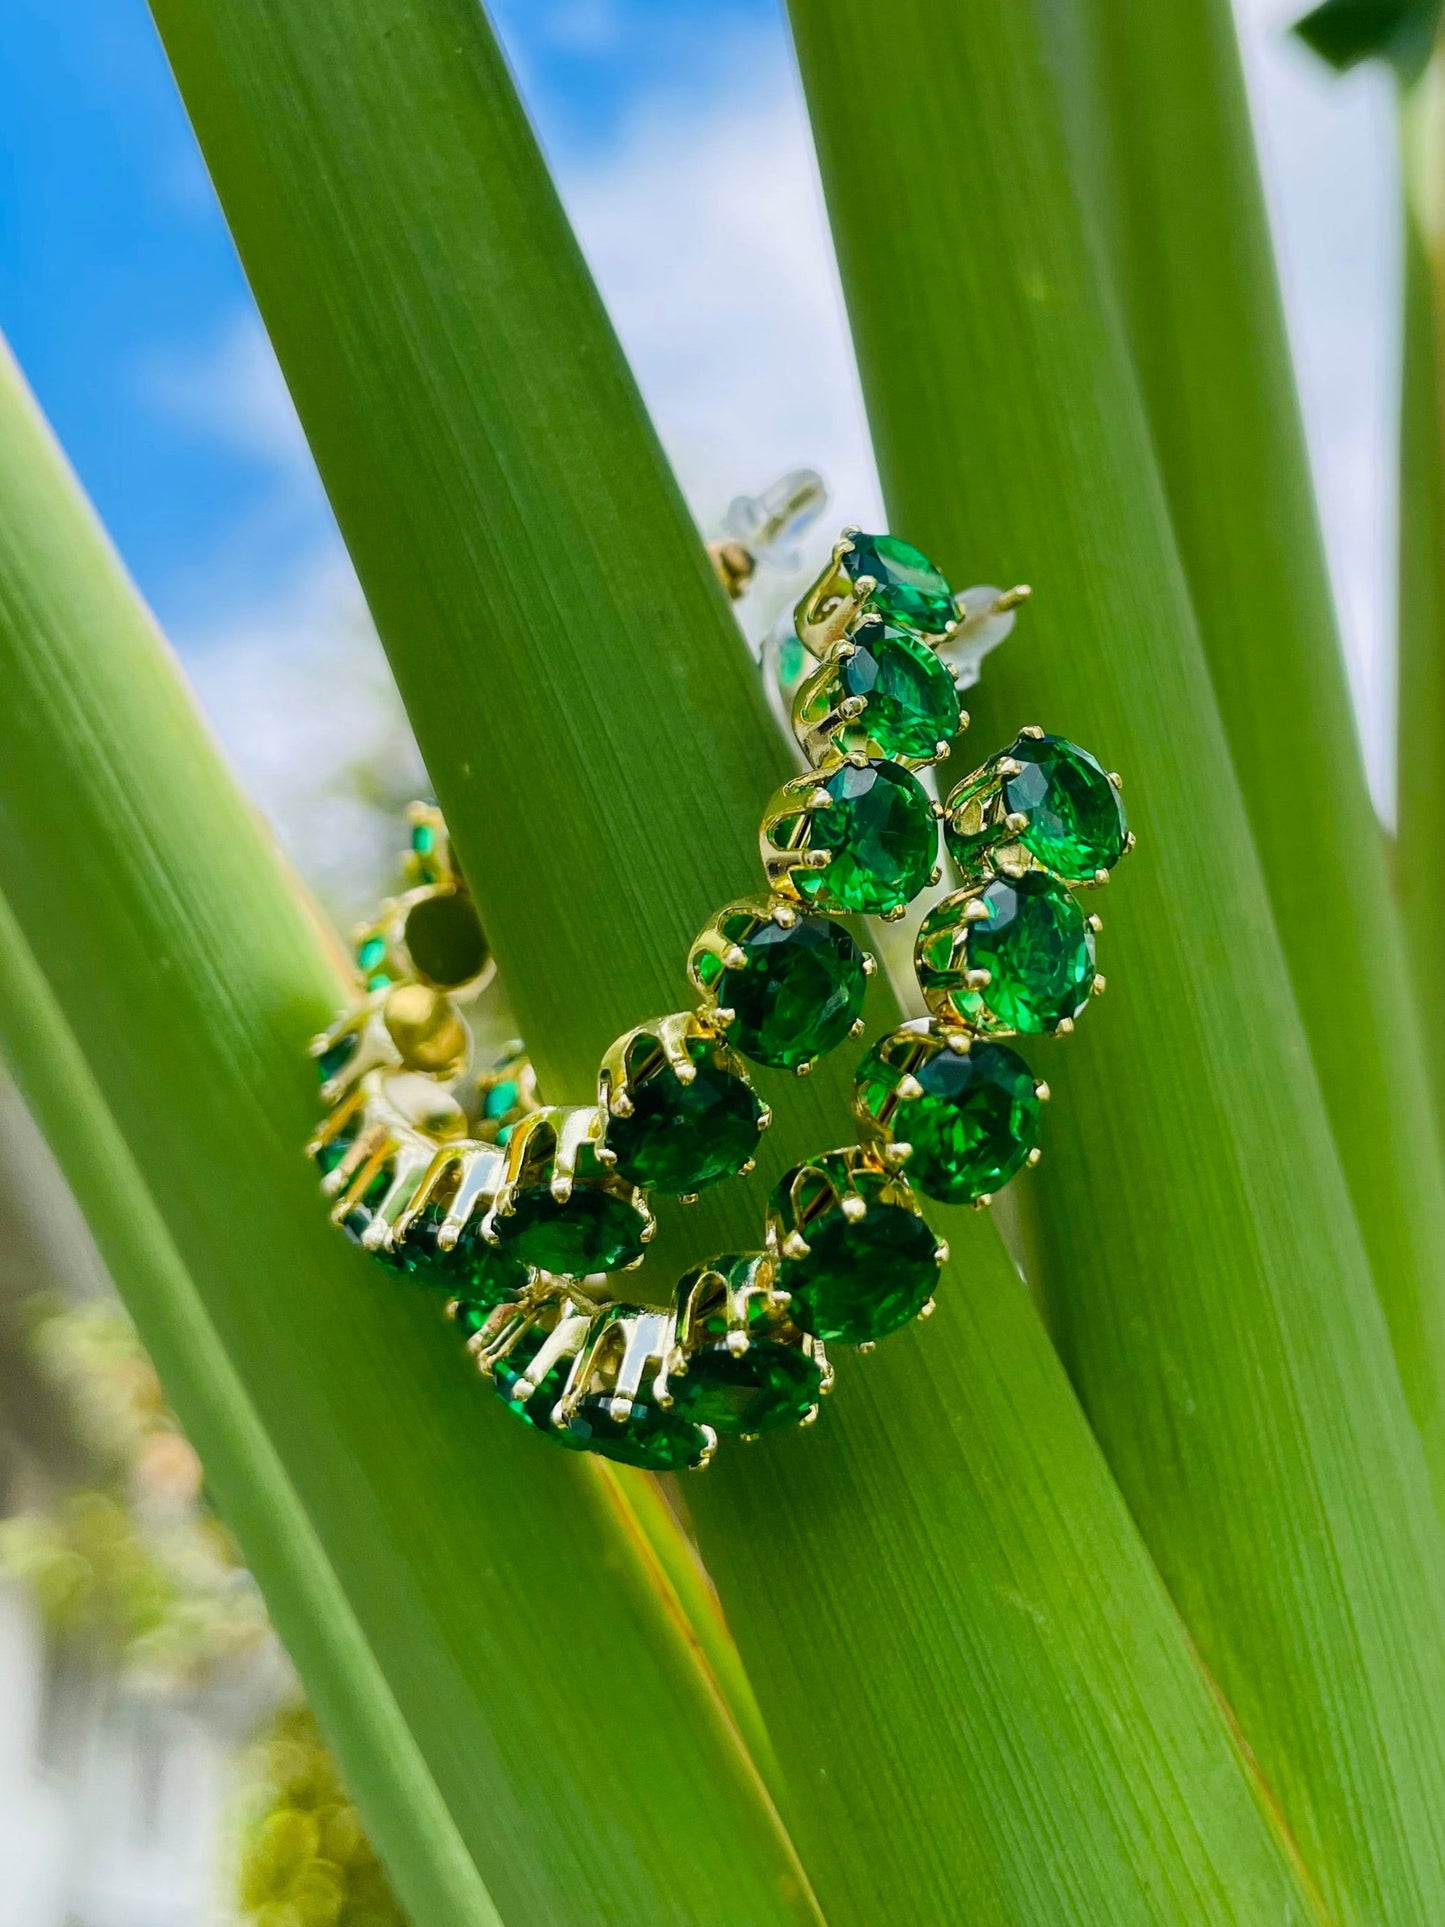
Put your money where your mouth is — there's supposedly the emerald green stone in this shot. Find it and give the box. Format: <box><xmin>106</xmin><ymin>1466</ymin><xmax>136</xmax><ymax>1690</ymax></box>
<box><xmin>843</xmin><ymin>532</ymin><xmax>955</xmax><ymax>635</ymax></box>
<box><xmin>605</xmin><ymin>1032</ymin><xmax>763</xmax><ymax>1193</ymax></box>
<box><xmin>492</xmin><ymin>1154</ymin><xmax>647</xmax><ymax>1275</ymax></box>
<box><xmin>403</xmin><ymin>891</ymin><xmax>489</xmax><ymax>987</ymax></box>
<box><xmin>773</xmin><ymin>1157</ymin><xmax>939</xmax><ymax>1345</ymax></box>
<box><xmin>837</xmin><ymin>619</ymin><xmax>960</xmax><ymax>762</ymax></box>
<box><xmin>792</xmin><ymin>761</ymin><xmax>936</xmax><ymax>917</ymax></box>
<box><xmin>855</xmin><ymin>1030</ymin><xmax>1041</xmax><ymax>1205</ymax></box>
<box><xmin>312</xmin><ymin>1128</ymin><xmax>357</xmax><ymax>1179</ymax></box>
<box><xmin>668</xmin><ymin>1255</ymin><xmax>822</xmax><ymax>1435</ymax></box>
<box><xmin>998</xmin><ymin>734</ymin><xmax>1127</xmax><ymax>881</ymax></box>
<box><xmin>356</xmin><ymin>935</ymin><xmax>387</xmax><ymax>973</ymax></box>
<box><xmin>394</xmin><ymin>1205</ymin><xmax>531</xmax><ymax>1304</ymax></box>
<box><xmin>705</xmin><ymin>913</ymin><xmax>867</xmax><ymax>1071</ymax></box>
<box><xmin>564</xmin><ymin>1392</ymin><xmax>710</xmax><ymax>1471</ymax></box>
<box><xmin>315</xmin><ymin>1032</ymin><xmax>358</xmax><ymax>1086</ymax></box>
<box><xmin>956</xmin><ymin>873</ymin><xmax>1095</xmax><ymax>1035</ymax></box>
<box><xmin>669</xmin><ymin>1340</ymin><xmax>821</xmax><ymax>1436</ymax></box>
<box><xmin>411</xmin><ymin>822</ymin><xmax>436</xmax><ymax>856</ymax></box>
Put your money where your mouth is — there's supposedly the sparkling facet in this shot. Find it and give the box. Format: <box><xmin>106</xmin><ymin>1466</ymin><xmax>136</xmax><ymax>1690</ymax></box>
<box><xmin>956</xmin><ymin>873</ymin><xmax>1094</xmax><ymax>1034</ymax></box>
<box><xmin>1000</xmin><ymin>734</ymin><xmax>1127</xmax><ymax>881</ymax></box>
<box><xmin>773</xmin><ymin>1157</ymin><xmax>938</xmax><ymax>1345</ymax></box>
<box><xmin>854</xmin><ymin>1030</ymin><xmax>1041</xmax><ymax>1204</ymax></box>
<box><xmin>703</xmin><ymin>912</ymin><xmax>867</xmax><ymax>1071</ymax></box>
<box><xmin>843</xmin><ymin>533</ymin><xmax>955</xmax><ymax>634</ymax></box>
<box><xmin>804</xmin><ymin>615</ymin><xmax>961</xmax><ymax>765</ymax></box>
<box><xmin>492</xmin><ymin>1153</ymin><xmax>647</xmax><ymax>1275</ymax></box>
<box><xmin>604</xmin><ymin>1032</ymin><xmax>763</xmax><ymax>1193</ymax></box>
<box><xmin>790</xmin><ymin>761</ymin><xmax>936</xmax><ymax>917</ymax></box>
<box><xmin>669</xmin><ymin>1340</ymin><xmax>821</xmax><ymax>1436</ymax></box>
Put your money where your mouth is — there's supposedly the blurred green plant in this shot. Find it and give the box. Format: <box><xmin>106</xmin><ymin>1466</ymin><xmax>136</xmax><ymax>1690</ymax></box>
<box><xmin>239</xmin><ymin>1705</ymin><xmax>408</xmax><ymax>1927</ymax></box>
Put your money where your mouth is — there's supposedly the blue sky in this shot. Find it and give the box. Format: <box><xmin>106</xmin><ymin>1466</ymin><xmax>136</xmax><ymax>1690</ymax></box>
<box><xmin>0</xmin><ymin>0</ymin><xmax>786</xmax><ymax>642</ymax></box>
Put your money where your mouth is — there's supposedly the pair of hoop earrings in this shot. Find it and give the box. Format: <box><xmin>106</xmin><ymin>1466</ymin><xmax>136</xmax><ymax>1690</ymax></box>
<box><xmin>308</xmin><ymin>506</ymin><xmax>1132</xmax><ymax>1471</ymax></box>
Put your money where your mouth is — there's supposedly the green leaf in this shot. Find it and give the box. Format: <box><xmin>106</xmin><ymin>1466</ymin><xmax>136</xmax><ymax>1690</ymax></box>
<box><xmin>784</xmin><ymin>0</ymin><xmax>1445</xmax><ymax>1916</ymax></box>
<box><xmin>1397</xmin><ymin>89</ymin><xmax>1445</xmax><ymax>1134</ymax></box>
<box><xmin>1054</xmin><ymin>0</ymin><xmax>1445</xmax><ymax>1514</ymax></box>
<box><xmin>139</xmin><ymin>0</ymin><xmax>1328</xmax><ymax>1916</ymax></box>
<box><xmin>0</xmin><ymin>336</ymin><xmax>820</xmax><ymax>1927</ymax></box>
<box><xmin>1293</xmin><ymin>0</ymin><xmax>1441</xmax><ymax>79</ymax></box>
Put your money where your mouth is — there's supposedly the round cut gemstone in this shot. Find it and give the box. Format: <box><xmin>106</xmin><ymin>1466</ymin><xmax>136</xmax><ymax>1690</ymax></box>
<box><xmin>564</xmin><ymin>1393</ymin><xmax>710</xmax><ymax>1471</ymax></box>
<box><xmin>999</xmin><ymin>734</ymin><xmax>1127</xmax><ymax>881</ymax></box>
<box><xmin>604</xmin><ymin>1032</ymin><xmax>763</xmax><ymax>1193</ymax></box>
<box><xmin>955</xmin><ymin>873</ymin><xmax>1094</xmax><ymax>1034</ymax></box>
<box><xmin>669</xmin><ymin>1340</ymin><xmax>822</xmax><ymax>1436</ymax></box>
<box><xmin>791</xmin><ymin>761</ymin><xmax>937</xmax><ymax>917</ymax></box>
<box><xmin>772</xmin><ymin>1157</ymin><xmax>938</xmax><ymax>1345</ymax></box>
<box><xmin>492</xmin><ymin>1157</ymin><xmax>647</xmax><ymax>1276</ymax></box>
<box><xmin>816</xmin><ymin>616</ymin><xmax>961</xmax><ymax>765</ymax></box>
<box><xmin>356</xmin><ymin>934</ymin><xmax>387</xmax><ymax>974</ymax></box>
<box><xmin>701</xmin><ymin>913</ymin><xmax>867</xmax><ymax>1071</ymax></box>
<box><xmin>393</xmin><ymin>1205</ymin><xmax>531</xmax><ymax>1304</ymax></box>
<box><xmin>842</xmin><ymin>533</ymin><xmax>955</xmax><ymax>635</ymax></box>
<box><xmin>855</xmin><ymin>1031</ymin><xmax>1041</xmax><ymax>1204</ymax></box>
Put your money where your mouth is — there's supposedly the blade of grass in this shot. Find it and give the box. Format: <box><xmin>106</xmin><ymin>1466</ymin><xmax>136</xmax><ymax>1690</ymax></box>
<box><xmin>142</xmin><ymin>0</ymin><xmax>1334</xmax><ymax>1916</ymax></box>
<box><xmin>1052</xmin><ymin>0</ymin><xmax>1445</xmax><ymax>1498</ymax></box>
<box><xmin>784</xmin><ymin>0</ymin><xmax>1445</xmax><ymax>1917</ymax></box>
<box><xmin>0</xmin><ymin>336</ymin><xmax>822</xmax><ymax>1927</ymax></box>
<box><xmin>1399</xmin><ymin>50</ymin><xmax>1445</xmax><ymax>1122</ymax></box>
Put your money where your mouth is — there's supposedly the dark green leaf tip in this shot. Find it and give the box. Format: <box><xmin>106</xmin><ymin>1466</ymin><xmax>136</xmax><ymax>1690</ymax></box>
<box><xmin>1291</xmin><ymin>0</ymin><xmax>1442</xmax><ymax>81</ymax></box>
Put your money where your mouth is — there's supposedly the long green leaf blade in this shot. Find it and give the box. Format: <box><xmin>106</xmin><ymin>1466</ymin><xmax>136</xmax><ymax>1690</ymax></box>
<box><xmin>784</xmin><ymin>0</ymin><xmax>1445</xmax><ymax>1916</ymax></box>
<box><xmin>1056</xmin><ymin>0</ymin><xmax>1445</xmax><ymax>1498</ymax></box>
<box><xmin>0</xmin><ymin>336</ymin><xmax>819</xmax><ymax>1927</ymax></box>
<box><xmin>1398</xmin><ymin>69</ymin><xmax>1445</xmax><ymax>1127</ymax></box>
<box><xmin>141</xmin><ymin>0</ymin><xmax>1331</xmax><ymax>1916</ymax></box>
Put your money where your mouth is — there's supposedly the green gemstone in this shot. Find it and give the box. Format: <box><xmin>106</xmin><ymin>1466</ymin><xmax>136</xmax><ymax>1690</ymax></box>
<box><xmin>709</xmin><ymin>913</ymin><xmax>868</xmax><ymax>1071</ymax></box>
<box><xmin>773</xmin><ymin>1157</ymin><xmax>938</xmax><ymax>1345</ymax></box>
<box><xmin>843</xmin><ymin>532</ymin><xmax>955</xmax><ymax>634</ymax></box>
<box><xmin>955</xmin><ymin>873</ymin><xmax>1094</xmax><ymax>1035</ymax></box>
<box><xmin>564</xmin><ymin>1392</ymin><xmax>710</xmax><ymax>1471</ymax></box>
<box><xmin>483</xmin><ymin>1078</ymin><xmax>519</xmax><ymax>1122</ymax></box>
<box><xmin>316</xmin><ymin>1032</ymin><xmax>358</xmax><ymax>1086</ymax></box>
<box><xmin>403</xmin><ymin>891</ymin><xmax>489</xmax><ymax>987</ymax></box>
<box><xmin>999</xmin><ymin>734</ymin><xmax>1127</xmax><ymax>881</ymax></box>
<box><xmin>792</xmin><ymin>761</ymin><xmax>937</xmax><ymax>917</ymax></box>
<box><xmin>312</xmin><ymin>1130</ymin><xmax>355</xmax><ymax>1180</ymax></box>
<box><xmin>492</xmin><ymin>1325</ymin><xmax>587</xmax><ymax>1441</ymax></box>
<box><xmin>605</xmin><ymin>1032</ymin><xmax>763</xmax><ymax>1193</ymax></box>
<box><xmin>493</xmin><ymin>1155</ymin><xmax>647</xmax><ymax>1275</ymax></box>
<box><xmin>855</xmin><ymin>1030</ymin><xmax>1041</xmax><ymax>1205</ymax></box>
<box><xmin>830</xmin><ymin>617</ymin><xmax>960</xmax><ymax>763</ymax></box>
<box><xmin>452</xmin><ymin>1298</ymin><xmax>495</xmax><ymax>1341</ymax></box>
<box><xmin>394</xmin><ymin>1205</ymin><xmax>531</xmax><ymax>1304</ymax></box>
<box><xmin>669</xmin><ymin>1340</ymin><xmax>821</xmax><ymax>1436</ymax></box>
<box><xmin>356</xmin><ymin>935</ymin><xmax>387</xmax><ymax>973</ymax></box>
<box><xmin>411</xmin><ymin>822</ymin><xmax>436</xmax><ymax>856</ymax></box>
